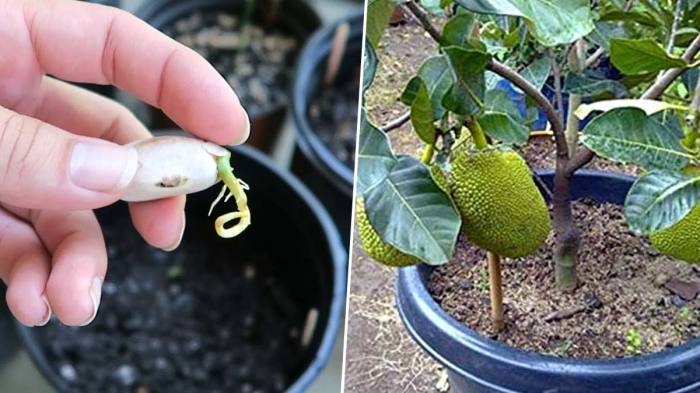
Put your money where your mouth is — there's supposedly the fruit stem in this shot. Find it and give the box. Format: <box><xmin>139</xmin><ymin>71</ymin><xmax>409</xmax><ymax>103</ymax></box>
<box><xmin>465</xmin><ymin>118</ymin><xmax>489</xmax><ymax>150</ymax></box>
<box><xmin>487</xmin><ymin>252</ymin><xmax>505</xmax><ymax>332</ymax></box>
<box><xmin>421</xmin><ymin>143</ymin><xmax>435</xmax><ymax>164</ymax></box>
<box><xmin>211</xmin><ymin>152</ymin><xmax>251</xmax><ymax>238</ymax></box>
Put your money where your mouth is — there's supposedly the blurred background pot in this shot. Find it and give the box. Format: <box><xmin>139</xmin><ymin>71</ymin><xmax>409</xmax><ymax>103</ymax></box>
<box><xmin>15</xmin><ymin>131</ymin><xmax>346</xmax><ymax>393</ymax></box>
<box><xmin>290</xmin><ymin>9</ymin><xmax>363</xmax><ymax>244</ymax></box>
<box><xmin>396</xmin><ymin>170</ymin><xmax>700</xmax><ymax>393</ymax></box>
<box><xmin>128</xmin><ymin>0</ymin><xmax>321</xmax><ymax>152</ymax></box>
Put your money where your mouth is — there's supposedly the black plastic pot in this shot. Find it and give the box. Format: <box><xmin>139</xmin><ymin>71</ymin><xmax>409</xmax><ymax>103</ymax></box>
<box><xmin>16</xmin><ymin>132</ymin><xmax>346</xmax><ymax>393</ymax></box>
<box><xmin>134</xmin><ymin>0</ymin><xmax>321</xmax><ymax>152</ymax></box>
<box><xmin>397</xmin><ymin>169</ymin><xmax>700</xmax><ymax>393</ymax></box>
<box><xmin>290</xmin><ymin>9</ymin><xmax>364</xmax><ymax>244</ymax></box>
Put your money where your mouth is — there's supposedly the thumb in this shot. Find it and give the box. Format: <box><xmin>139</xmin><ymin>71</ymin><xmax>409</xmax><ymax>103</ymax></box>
<box><xmin>0</xmin><ymin>106</ymin><xmax>137</xmax><ymax>210</ymax></box>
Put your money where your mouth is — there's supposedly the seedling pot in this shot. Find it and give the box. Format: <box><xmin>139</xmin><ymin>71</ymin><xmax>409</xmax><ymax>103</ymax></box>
<box><xmin>396</xmin><ymin>170</ymin><xmax>700</xmax><ymax>393</ymax></box>
<box><xmin>16</xmin><ymin>131</ymin><xmax>346</xmax><ymax>393</ymax></box>
<box><xmin>290</xmin><ymin>9</ymin><xmax>363</xmax><ymax>243</ymax></box>
<box><xmin>134</xmin><ymin>0</ymin><xmax>321</xmax><ymax>151</ymax></box>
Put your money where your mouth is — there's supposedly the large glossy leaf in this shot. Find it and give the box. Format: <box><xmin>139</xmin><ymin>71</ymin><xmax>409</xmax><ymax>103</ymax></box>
<box><xmin>580</xmin><ymin>108</ymin><xmax>691</xmax><ymax>170</ymax></box>
<box><xmin>441</xmin><ymin>13</ymin><xmax>477</xmax><ymax>47</ymax></box>
<box><xmin>575</xmin><ymin>99</ymin><xmax>687</xmax><ymax>119</ymax></box>
<box><xmin>401</xmin><ymin>77</ymin><xmax>437</xmax><ymax>143</ymax></box>
<box><xmin>610</xmin><ymin>38</ymin><xmax>689</xmax><ymax>75</ymax></box>
<box><xmin>364</xmin><ymin>155</ymin><xmax>461</xmax><ymax>265</ymax></box>
<box><xmin>478</xmin><ymin>111</ymin><xmax>529</xmax><ymax>145</ymax></box>
<box><xmin>410</xmin><ymin>56</ymin><xmax>454</xmax><ymax>120</ymax></box>
<box><xmin>564</xmin><ymin>72</ymin><xmax>627</xmax><ymax>97</ymax></box>
<box><xmin>599</xmin><ymin>10</ymin><xmax>658</xmax><ymax>26</ymax></box>
<box><xmin>367</xmin><ymin>0</ymin><xmax>395</xmax><ymax>47</ymax></box>
<box><xmin>419</xmin><ymin>0</ymin><xmax>445</xmax><ymax>15</ymax></box>
<box><xmin>363</xmin><ymin>40</ymin><xmax>378</xmax><ymax>93</ymax></box>
<box><xmin>442</xmin><ymin>47</ymin><xmax>491</xmax><ymax>116</ymax></box>
<box><xmin>588</xmin><ymin>21</ymin><xmax>626</xmax><ymax>51</ymax></box>
<box><xmin>625</xmin><ymin>171</ymin><xmax>700</xmax><ymax>235</ymax></box>
<box><xmin>357</xmin><ymin>110</ymin><xmax>397</xmax><ymax>194</ymax></box>
<box><xmin>454</xmin><ymin>0</ymin><xmax>594</xmax><ymax>46</ymax></box>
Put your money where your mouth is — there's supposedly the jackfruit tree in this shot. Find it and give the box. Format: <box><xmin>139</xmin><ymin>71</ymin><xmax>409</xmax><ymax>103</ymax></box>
<box><xmin>361</xmin><ymin>0</ymin><xmax>700</xmax><ymax>331</ymax></box>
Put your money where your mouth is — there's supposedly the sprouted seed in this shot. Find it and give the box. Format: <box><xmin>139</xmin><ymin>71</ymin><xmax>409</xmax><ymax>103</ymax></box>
<box><xmin>209</xmin><ymin>152</ymin><xmax>251</xmax><ymax>238</ymax></box>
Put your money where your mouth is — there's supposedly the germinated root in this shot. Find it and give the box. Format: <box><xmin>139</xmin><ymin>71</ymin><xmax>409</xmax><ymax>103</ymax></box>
<box><xmin>209</xmin><ymin>153</ymin><xmax>251</xmax><ymax>238</ymax></box>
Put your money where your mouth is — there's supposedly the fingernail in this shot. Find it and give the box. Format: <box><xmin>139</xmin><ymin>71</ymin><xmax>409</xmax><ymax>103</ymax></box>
<box><xmin>162</xmin><ymin>211</ymin><xmax>186</xmax><ymax>252</ymax></box>
<box><xmin>36</xmin><ymin>295</ymin><xmax>51</xmax><ymax>327</ymax></box>
<box><xmin>81</xmin><ymin>277</ymin><xmax>103</xmax><ymax>326</ymax></box>
<box><xmin>236</xmin><ymin>111</ymin><xmax>251</xmax><ymax>145</ymax></box>
<box><xmin>70</xmin><ymin>142</ymin><xmax>138</xmax><ymax>192</ymax></box>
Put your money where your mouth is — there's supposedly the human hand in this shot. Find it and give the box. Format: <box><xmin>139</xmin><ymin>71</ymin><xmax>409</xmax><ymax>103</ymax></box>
<box><xmin>0</xmin><ymin>0</ymin><xmax>249</xmax><ymax>327</ymax></box>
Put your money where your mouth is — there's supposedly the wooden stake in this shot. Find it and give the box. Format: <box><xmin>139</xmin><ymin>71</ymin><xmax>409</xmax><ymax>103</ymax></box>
<box><xmin>487</xmin><ymin>252</ymin><xmax>505</xmax><ymax>332</ymax></box>
<box><xmin>324</xmin><ymin>22</ymin><xmax>350</xmax><ymax>86</ymax></box>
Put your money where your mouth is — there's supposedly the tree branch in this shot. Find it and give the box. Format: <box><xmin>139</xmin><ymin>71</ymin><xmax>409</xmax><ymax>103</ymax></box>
<box><xmin>382</xmin><ymin>112</ymin><xmax>410</xmax><ymax>132</ymax></box>
<box><xmin>403</xmin><ymin>1</ymin><xmax>441</xmax><ymax>42</ymax></box>
<box><xmin>566</xmin><ymin>147</ymin><xmax>595</xmax><ymax>176</ymax></box>
<box><xmin>487</xmin><ymin>60</ymin><xmax>568</xmax><ymax>159</ymax></box>
<box><xmin>642</xmin><ymin>34</ymin><xmax>700</xmax><ymax>100</ymax></box>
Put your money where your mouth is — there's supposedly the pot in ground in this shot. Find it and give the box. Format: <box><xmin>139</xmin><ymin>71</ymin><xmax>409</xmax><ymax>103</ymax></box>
<box><xmin>16</xmin><ymin>132</ymin><xmax>346</xmax><ymax>393</ymax></box>
<box><xmin>132</xmin><ymin>0</ymin><xmax>320</xmax><ymax>151</ymax></box>
<box><xmin>290</xmin><ymin>9</ymin><xmax>363</xmax><ymax>244</ymax></box>
<box><xmin>396</xmin><ymin>170</ymin><xmax>700</xmax><ymax>393</ymax></box>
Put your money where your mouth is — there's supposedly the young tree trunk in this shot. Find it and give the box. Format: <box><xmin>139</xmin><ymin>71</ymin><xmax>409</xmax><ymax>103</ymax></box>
<box><xmin>552</xmin><ymin>164</ymin><xmax>578</xmax><ymax>291</ymax></box>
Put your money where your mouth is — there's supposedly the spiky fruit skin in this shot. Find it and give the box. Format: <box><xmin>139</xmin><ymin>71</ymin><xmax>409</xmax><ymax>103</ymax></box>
<box><xmin>650</xmin><ymin>204</ymin><xmax>700</xmax><ymax>263</ymax></box>
<box><xmin>430</xmin><ymin>165</ymin><xmax>449</xmax><ymax>193</ymax></box>
<box><xmin>356</xmin><ymin>198</ymin><xmax>420</xmax><ymax>267</ymax></box>
<box><xmin>449</xmin><ymin>149</ymin><xmax>550</xmax><ymax>258</ymax></box>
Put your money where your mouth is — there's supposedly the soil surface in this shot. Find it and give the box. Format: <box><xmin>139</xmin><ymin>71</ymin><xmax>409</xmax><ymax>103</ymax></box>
<box><xmin>163</xmin><ymin>11</ymin><xmax>299</xmax><ymax>117</ymax></box>
<box><xmin>37</xmin><ymin>215</ymin><xmax>306</xmax><ymax>393</ymax></box>
<box><xmin>429</xmin><ymin>200</ymin><xmax>700</xmax><ymax>358</ymax></box>
<box><xmin>308</xmin><ymin>62</ymin><xmax>361</xmax><ymax>168</ymax></box>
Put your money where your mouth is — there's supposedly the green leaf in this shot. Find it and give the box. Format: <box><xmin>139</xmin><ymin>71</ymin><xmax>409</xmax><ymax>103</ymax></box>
<box><xmin>580</xmin><ymin>108</ymin><xmax>692</xmax><ymax>170</ymax></box>
<box><xmin>441</xmin><ymin>46</ymin><xmax>491</xmax><ymax>116</ymax></box>
<box><xmin>364</xmin><ymin>155</ymin><xmax>461</xmax><ymax>265</ymax></box>
<box><xmin>478</xmin><ymin>111</ymin><xmax>529</xmax><ymax>145</ymax></box>
<box><xmin>454</xmin><ymin>0</ymin><xmax>594</xmax><ymax>46</ymax></box>
<box><xmin>564</xmin><ymin>72</ymin><xmax>627</xmax><ymax>97</ymax></box>
<box><xmin>625</xmin><ymin>171</ymin><xmax>700</xmax><ymax>235</ymax></box>
<box><xmin>402</xmin><ymin>77</ymin><xmax>437</xmax><ymax>143</ymax></box>
<box><xmin>363</xmin><ymin>40</ymin><xmax>378</xmax><ymax>92</ymax></box>
<box><xmin>610</xmin><ymin>38</ymin><xmax>689</xmax><ymax>75</ymax></box>
<box><xmin>599</xmin><ymin>10</ymin><xmax>658</xmax><ymax>26</ymax></box>
<box><xmin>516</xmin><ymin>57</ymin><xmax>551</xmax><ymax>93</ymax></box>
<box><xmin>410</xmin><ymin>56</ymin><xmax>454</xmax><ymax>120</ymax></box>
<box><xmin>575</xmin><ymin>99</ymin><xmax>688</xmax><ymax>119</ymax></box>
<box><xmin>485</xmin><ymin>89</ymin><xmax>522</xmax><ymax>120</ymax></box>
<box><xmin>588</xmin><ymin>21</ymin><xmax>626</xmax><ymax>51</ymax></box>
<box><xmin>419</xmin><ymin>0</ymin><xmax>445</xmax><ymax>15</ymax></box>
<box><xmin>367</xmin><ymin>0</ymin><xmax>396</xmax><ymax>47</ymax></box>
<box><xmin>357</xmin><ymin>110</ymin><xmax>397</xmax><ymax>194</ymax></box>
<box><xmin>441</xmin><ymin>14</ymin><xmax>477</xmax><ymax>47</ymax></box>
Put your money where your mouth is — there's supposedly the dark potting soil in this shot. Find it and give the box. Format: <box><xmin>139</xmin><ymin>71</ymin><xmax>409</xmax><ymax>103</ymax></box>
<box><xmin>307</xmin><ymin>66</ymin><xmax>361</xmax><ymax>168</ymax></box>
<box><xmin>428</xmin><ymin>200</ymin><xmax>700</xmax><ymax>358</ymax></box>
<box><xmin>163</xmin><ymin>11</ymin><xmax>298</xmax><ymax>117</ymax></box>
<box><xmin>37</xmin><ymin>216</ymin><xmax>307</xmax><ymax>393</ymax></box>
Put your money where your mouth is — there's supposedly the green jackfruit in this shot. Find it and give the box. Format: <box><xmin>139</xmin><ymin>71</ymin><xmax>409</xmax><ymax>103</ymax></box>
<box><xmin>650</xmin><ymin>204</ymin><xmax>700</xmax><ymax>263</ymax></box>
<box><xmin>449</xmin><ymin>149</ymin><xmax>550</xmax><ymax>258</ymax></box>
<box><xmin>430</xmin><ymin>164</ymin><xmax>449</xmax><ymax>193</ymax></box>
<box><xmin>356</xmin><ymin>198</ymin><xmax>420</xmax><ymax>267</ymax></box>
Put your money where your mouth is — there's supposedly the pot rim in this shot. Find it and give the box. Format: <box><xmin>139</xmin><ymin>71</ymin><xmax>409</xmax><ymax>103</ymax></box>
<box><xmin>15</xmin><ymin>139</ymin><xmax>347</xmax><ymax>393</ymax></box>
<box><xmin>290</xmin><ymin>8</ymin><xmax>365</xmax><ymax>196</ymax></box>
<box><xmin>396</xmin><ymin>169</ymin><xmax>700</xmax><ymax>390</ymax></box>
<box><xmin>135</xmin><ymin>0</ymin><xmax>321</xmax><ymax>120</ymax></box>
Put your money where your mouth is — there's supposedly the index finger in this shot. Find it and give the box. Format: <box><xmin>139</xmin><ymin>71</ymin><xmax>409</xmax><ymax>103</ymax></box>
<box><xmin>22</xmin><ymin>0</ymin><xmax>249</xmax><ymax>145</ymax></box>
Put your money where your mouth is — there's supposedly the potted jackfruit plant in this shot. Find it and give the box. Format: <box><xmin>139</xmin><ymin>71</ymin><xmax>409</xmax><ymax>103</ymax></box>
<box><xmin>358</xmin><ymin>0</ymin><xmax>700</xmax><ymax>391</ymax></box>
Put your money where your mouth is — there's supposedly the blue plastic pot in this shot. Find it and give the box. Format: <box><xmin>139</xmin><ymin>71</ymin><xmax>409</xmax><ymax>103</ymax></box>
<box><xmin>397</xmin><ymin>169</ymin><xmax>700</xmax><ymax>393</ymax></box>
<box><xmin>16</xmin><ymin>132</ymin><xmax>346</xmax><ymax>393</ymax></box>
<box><xmin>291</xmin><ymin>9</ymin><xmax>364</xmax><ymax>244</ymax></box>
